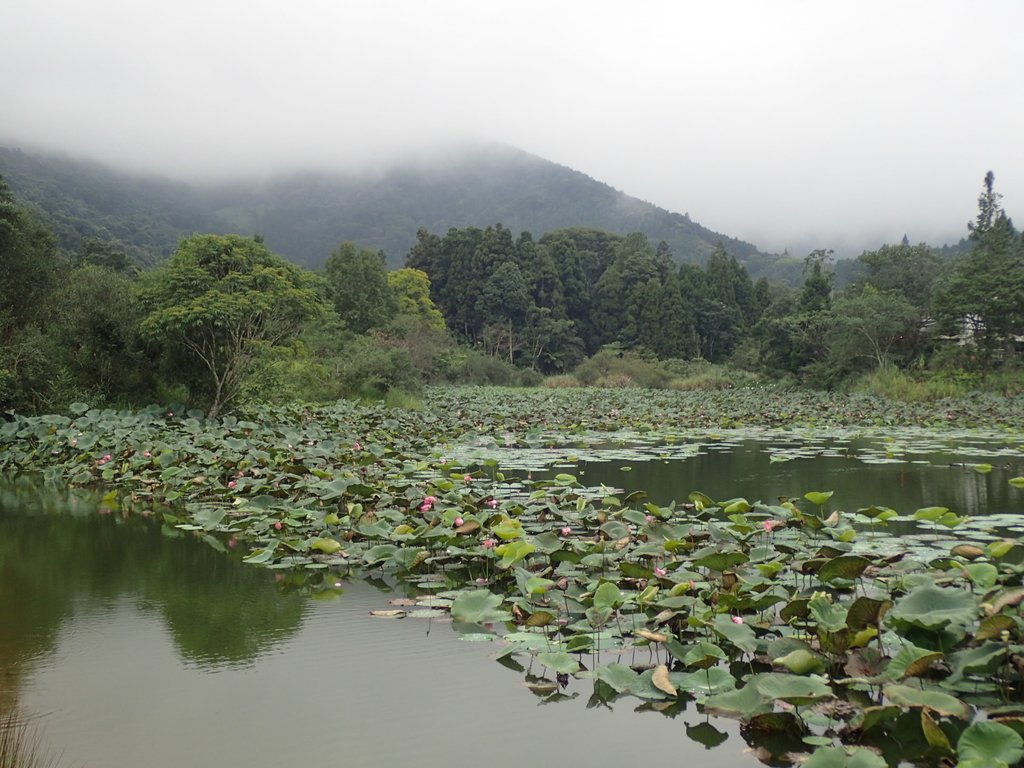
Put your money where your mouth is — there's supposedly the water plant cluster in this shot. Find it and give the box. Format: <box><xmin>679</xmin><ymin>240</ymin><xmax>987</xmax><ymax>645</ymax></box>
<box><xmin>3</xmin><ymin>388</ymin><xmax>1024</xmax><ymax>767</ymax></box>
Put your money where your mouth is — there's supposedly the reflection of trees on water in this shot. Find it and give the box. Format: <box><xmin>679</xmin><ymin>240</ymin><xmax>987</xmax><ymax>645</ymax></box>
<box><xmin>0</xmin><ymin>486</ymin><xmax>307</xmax><ymax>716</ymax></box>
<box><xmin>578</xmin><ymin>440</ymin><xmax>1022</xmax><ymax>518</ymax></box>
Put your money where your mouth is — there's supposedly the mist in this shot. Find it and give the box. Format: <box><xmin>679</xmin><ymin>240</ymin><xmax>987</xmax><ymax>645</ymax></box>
<box><xmin>3</xmin><ymin>0</ymin><xmax>1022</xmax><ymax>256</ymax></box>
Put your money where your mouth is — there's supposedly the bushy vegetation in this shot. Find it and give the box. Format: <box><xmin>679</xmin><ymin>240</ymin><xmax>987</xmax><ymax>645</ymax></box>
<box><xmin>1</xmin><ymin>170</ymin><xmax>1022</xmax><ymax>417</ymax></box>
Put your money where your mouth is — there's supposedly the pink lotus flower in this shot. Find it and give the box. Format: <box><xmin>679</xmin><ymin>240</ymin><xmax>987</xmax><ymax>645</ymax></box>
<box><xmin>731</xmin><ymin>616</ymin><xmax>744</xmax><ymax>625</ymax></box>
<box><xmin>228</xmin><ymin>480</ymin><xmax>237</xmax><ymax>489</ymax></box>
<box><xmin>454</xmin><ymin>517</ymin><xmax>464</xmax><ymax>527</ymax></box>
<box><xmin>228</xmin><ymin>537</ymin><xmax>238</xmax><ymax>548</ymax></box>
<box><xmin>353</xmin><ymin>441</ymin><xmax>362</xmax><ymax>451</ymax></box>
<box><xmin>762</xmin><ymin>519</ymin><xmax>780</xmax><ymax>533</ymax></box>
<box><xmin>482</xmin><ymin>538</ymin><xmax>496</xmax><ymax>549</ymax></box>
<box><xmin>142</xmin><ymin>451</ymin><xmax>151</xmax><ymax>458</ymax></box>
<box><xmin>274</xmin><ymin>521</ymin><xmax>283</xmax><ymax>531</ymax></box>
<box><xmin>560</xmin><ymin>526</ymin><xmax>572</xmax><ymax>536</ymax></box>
<box><xmin>645</xmin><ymin>514</ymin><xmax>655</xmax><ymax>523</ymax></box>
<box><xmin>463</xmin><ymin>474</ymin><xmax>472</xmax><ymax>484</ymax></box>
<box><xmin>439</xmin><ymin>458</ymin><xmax>447</xmax><ymax>465</ymax></box>
<box><xmin>654</xmin><ymin>566</ymin><xmax>667</xmax><ymax>578</ymax></box>
<box><xmin>420</xmin><ymin>502</ymin><xmax>432</xmax><ymax>512</ymax></box>
<box><xmin>166</xmin><ymin>411</ymin><xmax>173</xmax><ymax>417</ymax></box>
<box><xmin>486</xmin><ymin>499</ymin><xmax>498</xmax><ymax>509</ymax></box>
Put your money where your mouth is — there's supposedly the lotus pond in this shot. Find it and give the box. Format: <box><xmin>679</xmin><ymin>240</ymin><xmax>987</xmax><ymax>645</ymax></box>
<box><xmin>3</xmin><ymin>387</ymin><xmax>1024</xmax><ymax>768</ymax></box>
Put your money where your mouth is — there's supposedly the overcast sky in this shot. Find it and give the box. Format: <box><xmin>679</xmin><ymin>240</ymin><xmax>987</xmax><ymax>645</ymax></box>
<box><xmin>3</xmin><ymin>0</ymin><xmax>1022</xmax><ymax>256</ymax></box>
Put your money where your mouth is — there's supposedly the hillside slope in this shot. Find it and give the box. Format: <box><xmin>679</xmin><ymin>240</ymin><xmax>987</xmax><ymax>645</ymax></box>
<box><xmin>0</xmin><ymin>143</ymin><xmax>766</xmax><ymax>270</ymax></box>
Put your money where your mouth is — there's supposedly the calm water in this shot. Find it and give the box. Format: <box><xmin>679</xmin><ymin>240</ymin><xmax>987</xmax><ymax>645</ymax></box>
<box><xmin>0</xmin><ymin>498</ymin><xmax>751</xmax><ymax>768</ymax></box>
<box><xmin>2</xmin><ymin>436</ymin><xmax>1023</xmax><ymax>768</ymax></box>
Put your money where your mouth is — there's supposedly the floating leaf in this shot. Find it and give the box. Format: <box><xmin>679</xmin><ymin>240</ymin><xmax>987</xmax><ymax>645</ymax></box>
<box><xmin>801</xmin><ymin>746</ymin><xmax>887</xmax><ymax>767</ymax></box>
<box><xmin>957</xmin><ymin>721</ymin><xmax>1024</xmax><ymax>766</ymax></box>
<box><xmin>751</xmin><ymin>673</ymin><xmax>834</xmax><ymax>705</ymax></box>
<box><xmin>450</xmin><ymin>589</ymin><xmax>505</xmax><ymax>623</ymax></box>
<box><xmin>703</xmin><ymin>684</ymin><xmax>773</xmax><ymax>719</ymax></box>
<box><xmin>537</xmin><ymin>652</ymin><xmax>580</xmax><ymax>674</ymax></box>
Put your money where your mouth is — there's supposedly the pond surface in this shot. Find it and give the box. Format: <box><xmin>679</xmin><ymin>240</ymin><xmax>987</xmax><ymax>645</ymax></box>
<box><xmin>2</xmin><ymin>431</ymin><xmax>1024</xmax><ymax>768</ymax></box>
<box><xmin>1</xmin><ymin>500</ymin><xmax>754</xmax><ymax>768</ymax></box>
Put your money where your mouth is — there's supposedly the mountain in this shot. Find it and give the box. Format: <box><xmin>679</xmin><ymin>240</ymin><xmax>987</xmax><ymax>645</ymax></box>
<box><xmin>0</xmin><ymin>143</ymin><xmax>768</xmax><ymax>271</ymax></box>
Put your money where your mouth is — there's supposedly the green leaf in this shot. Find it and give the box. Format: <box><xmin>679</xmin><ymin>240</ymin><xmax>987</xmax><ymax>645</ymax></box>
<box><xmin>496</xmin><ymin>540</ymin><xmax>536</xmax><ymax>569</ymax></box>
<box><xmin>537</xmin><ymin>652</ymin><xmax>580</xmax><ymax>674</ymax></box>
<box><xmin>693</xmin><ymin>551</ymin><xmax>748</xmax><ymax>572</ymax></box>
<box><xmin>885</xmin><ymin>642</ymin><xmax>943</xmax><ymax>680</ymax></box>
<box><xmin>450</xmin><ymin>589</ymin><xmax>505</xmax><ymax>623</ymax></box>
<box><xmin>593</xmin><ymin>582</ymin><xmax>623</xmax><ymax>610</ymax></box>
<box><xmin>669</xmin><ymin>666</ymin><xmax>736</xmax><ymax>695</ymax></box>
<box><xmin>957</xmin><ymin>721</ymin><xmax>1024</xmax><ymax>766</ymax></box>
<box><xmin>882</xmin><ymin>684</ymin><xmax>970</xmax><ymax>718</ymax></box>
<box><xmin>703</xmin><ymin>684</ymin><xmax>773</xmax><ymax>719</ymax></box>
<box><xmin>804</xmin><ymin>491</ymin><xmax>834</xmax><ymax>506</ymax></box>
<box><xmin>801</xmin><ymin>746</ymin><xmax>887</xmax><ymax>768</ymax></box>
<box><xmin>309</xmin><ymin>537</ymin><xmax>343</xmax><ymax>554</ymax></box>
<box><xmin>711</xmin><ymin>615</ymin><xmax>759</xmax><ymax>654</ymax></box>
<box><xmin>965</xmin><ymin>562</ymin><xmax>999</xmax><ymax>590</ymax></box>
<box><xmin>809</xmin><ymin>593</ymin><xmax>848</xmax><ymax>632</ymax></box>
<box><xmin>774</xmin><ymin>649</ymin><xmax>826</xmax><ymax>675</ymax></box>
<box><xmin>1009</xmin><ymin>476</ymin><xmax>1024</xmax><ymax>488</ymax></box>
<box><xmin>818</xmin><ymin>555</ymin><xmax>871</xmax><ymax>583</ymax></box>
<box><xmin>890</xmin><ymin>582</ymin><xmax>978</xmax><ymax>630</ymax></box>
<box><xmin>750</xmin><ymin>672</ymin><xmax>834</xmax><ymax>705</ymax></box>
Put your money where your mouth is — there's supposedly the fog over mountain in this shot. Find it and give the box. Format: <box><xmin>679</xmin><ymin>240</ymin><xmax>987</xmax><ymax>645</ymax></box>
<box><xmin>3</xmin><ymin>1</ymin><xmax>1023</xmax><ymax>257</ymax></box>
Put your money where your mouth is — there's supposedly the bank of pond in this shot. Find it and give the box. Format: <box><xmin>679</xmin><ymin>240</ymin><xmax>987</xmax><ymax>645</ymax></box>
<box><xmin>2</xmin><ymin>388</ymin><xmax>1024</xmax><ymax>767</ymax></box>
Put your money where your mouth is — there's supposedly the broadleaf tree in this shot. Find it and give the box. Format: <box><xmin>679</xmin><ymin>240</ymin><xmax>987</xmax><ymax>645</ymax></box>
<box><xmin>140</xmin><ymin>234</ymin><xmax>325</xmax><ymax>418</ymax></box>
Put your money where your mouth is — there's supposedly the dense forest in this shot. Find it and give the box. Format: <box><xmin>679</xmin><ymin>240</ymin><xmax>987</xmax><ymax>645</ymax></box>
<box><xmin>1</xmin><ymin>169</ymin><xmax>1021</xmax><ymax>416</ymax></box>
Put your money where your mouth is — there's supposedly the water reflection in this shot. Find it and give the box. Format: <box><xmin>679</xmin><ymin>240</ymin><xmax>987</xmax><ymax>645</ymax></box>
<box><xmin>574</xmin><ymin>439</ymin><xmax>1023</xmax><ymax>517</ymax></box>
<box><xmin>0</xmin><ymin>486</ymin><xmax>306</xmax><ymax>721</ymax></box>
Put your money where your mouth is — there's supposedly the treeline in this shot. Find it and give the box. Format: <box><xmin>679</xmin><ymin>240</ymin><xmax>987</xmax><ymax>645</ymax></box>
<box><xmin>402</xmin><ymin>172</ymin><xmax>1022</xmax><ymax>390</ymax></box>
<box><xmin>1</xmin><ymin>174</ymin><xmax>528</xmax><ymax>415</ymax></box>
<box><xmin>2</xmin><ymin>172</ymin><xmax>1021</xmax><ymax>416</ymax></box>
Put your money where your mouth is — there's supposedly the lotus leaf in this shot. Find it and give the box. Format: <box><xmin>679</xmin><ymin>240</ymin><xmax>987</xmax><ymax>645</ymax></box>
<box><xmin>537</xmin><ymin>652</ymin><xmax>580</xmax><ymax>674</ymax></box>
<box><xmin>801</xmin><ymin>746</ymin><xmax>887</xmax><ymax>768</ymax></box>
<box><xmin>450</xmin><ymin>589</ymin><xmax>505</xmax><ymax>623</ymax></box>
<box><xmin>890</xmin><ymin>583</ymin><xmax>978</xmax><ymax>631</ymax></box>
<box><xmin>883</xmin><ymin>684</ymin><xmax>970</xmax><ymax>718</ymax></box>
<box><xmin>957</xmin><ymin>721</ymin><xmax>1024</xmax><ymax>766</ymax></box>
<box><xmin>750</xmin><ymin>672</ymin><xmax>834</xmax><ymax>705</ymax></box>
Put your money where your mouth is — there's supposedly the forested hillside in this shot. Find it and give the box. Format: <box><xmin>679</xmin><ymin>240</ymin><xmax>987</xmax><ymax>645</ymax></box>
<box><xmin>0</xmin><ymin>144</ymin><xmax>767</xmax><ymax>272</ymax></box>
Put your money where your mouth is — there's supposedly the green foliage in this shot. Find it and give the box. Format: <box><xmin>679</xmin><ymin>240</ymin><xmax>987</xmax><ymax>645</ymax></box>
<box><xmin>323</xmin><ymin>242</ymin><xmax>397</xmax><ymax>334</ymax></box>
<box><xmin>386</xmin><ymin>268</ymin><xmax>445</xmax><ymax>331</ymax></box>
<box><xmin>139</xmin><ymin>234</ymin><xmax>326</xmax><ymax>417</ymax></box>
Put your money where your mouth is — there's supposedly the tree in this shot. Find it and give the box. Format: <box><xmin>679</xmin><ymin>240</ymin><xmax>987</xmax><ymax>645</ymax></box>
<box><xmin>858</xmin><ymin>242</ymin><xmax>941</xmax><ymax>313</ymax></box>
<box><xmin>799</xmin><ymin>250</ymin><xmax>834</xmax><ymax>314</ymax></box>
<box><xmin>323</xmin><ymin>242</ymin><xmax>396</xmax><ymax>334</ymax></box>
<box><xmin>386</xmin><ymin>268</ymin><xmax>445</xmax><ymax>331</ymax></box>
<box><xmin>826</xmin><ymin>286</ymin><xmax>920</xmax><ymax>374</ymax></box>
<box><xmin>0</xmin><ymin>177</ymin><xmax>64</xmax><ymax>411</ymax></box>
<box><xmin>139</xmin><ymin>234</ymin><xmax>325</xmax><ymax>418</ymax></box>
<box><xmin>934</xmin><ymin>172</ymin><xmax>1023</xmax><ymax>364</ymax></box>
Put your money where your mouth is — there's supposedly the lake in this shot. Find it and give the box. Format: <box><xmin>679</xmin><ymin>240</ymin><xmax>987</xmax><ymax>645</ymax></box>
<box><xmin>2</xmin><ymin>429</ymin><xmax>1023</xmax><ymax>768</ymax></box>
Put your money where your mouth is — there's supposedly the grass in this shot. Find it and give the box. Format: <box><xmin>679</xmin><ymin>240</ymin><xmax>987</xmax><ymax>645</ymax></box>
<box><xmin>0</xmin><ymin>710</ymin><xmax>62</xmax><ymax>768</ymax></box>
